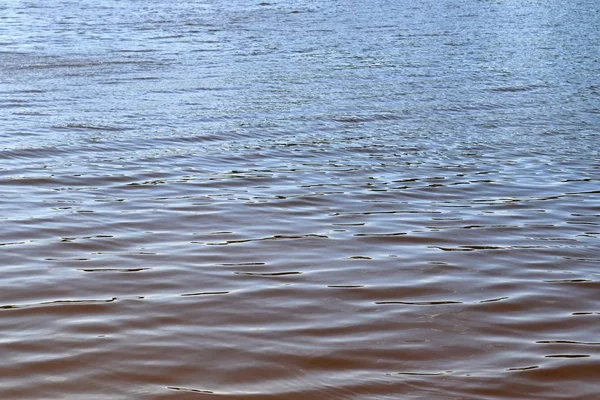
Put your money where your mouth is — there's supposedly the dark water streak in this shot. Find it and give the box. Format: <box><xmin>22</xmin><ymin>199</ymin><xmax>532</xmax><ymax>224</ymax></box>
<box><xmin>1</xmin><ymin>0</ymin><xmax>599</xmax><ymax>399</ymax></box>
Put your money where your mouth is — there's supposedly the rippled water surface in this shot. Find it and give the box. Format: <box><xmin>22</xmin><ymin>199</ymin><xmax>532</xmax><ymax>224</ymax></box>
<box><xmin>1</xmin><ymin>0</ymin><xmax>599</xmax><ymax>399</ymax></box>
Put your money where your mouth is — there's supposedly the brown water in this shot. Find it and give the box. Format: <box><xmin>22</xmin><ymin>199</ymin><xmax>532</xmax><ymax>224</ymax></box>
<box><xmin>1</xmin><ymin>0</ymin><xmax>599</xmax><ymax>399</ymax></box>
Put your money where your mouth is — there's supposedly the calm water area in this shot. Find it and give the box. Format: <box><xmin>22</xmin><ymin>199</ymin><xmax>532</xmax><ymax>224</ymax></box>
<box><xmin>1</xmin><ymin>0</ymin><xmax>599</xmax><ymax>399</ymax></box>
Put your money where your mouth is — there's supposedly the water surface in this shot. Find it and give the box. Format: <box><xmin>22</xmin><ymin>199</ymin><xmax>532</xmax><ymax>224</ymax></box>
<box><xmin>1</xmin><ymin>0</ymin><xmax>599</xmax><ymax>399</ymax></box>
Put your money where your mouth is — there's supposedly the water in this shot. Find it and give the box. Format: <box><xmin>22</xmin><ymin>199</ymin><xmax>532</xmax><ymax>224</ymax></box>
<box><xmin>1</xmin><ymin>0</ymin><xmax>599</xmax><ymax>398</ymax></box>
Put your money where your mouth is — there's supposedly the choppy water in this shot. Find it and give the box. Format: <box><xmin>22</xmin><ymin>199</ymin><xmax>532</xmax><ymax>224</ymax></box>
<box><xmin>1</xmin><ymin>0</ymin><xmax>599</xmax><ymax>399</ymax></box>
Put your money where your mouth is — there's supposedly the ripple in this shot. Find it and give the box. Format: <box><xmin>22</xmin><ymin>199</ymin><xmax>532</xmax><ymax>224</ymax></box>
<box><xmin>181</xmin><ymin>291</ymin><xmax>230</xmax><ymax>297</ymax></box>
<box><xmin>489</xmin><ymin>85</ymin><xmax>546</xmax><ymax>93</ymax></box>
<box><xmin>479</xmin><ymin>297</ymin><xmax>510</xmax><ymax>303</ymax></box>
<box><xmin>433</xmin><ymin>245</ymin><xmax>507</xmax><ymax>252</ymax></box>
<box><xmin>536</xmin><ymin>340</ymin><xmax>600</xmax><ymax>346</ymax></box>
<box><xmin>1</xmin><ymin>297</ymin><xmax>117</xmax><ymax>310</ymax></box>
<box><xmin>52</xmin><ymin>123</ymin><xmax>129</xmax><ymax>132</ymax></box>
<box><xmin>78</xmin><ymin>268</ymin><xmax>150</xmax><ymax>273</ymax></box>
<box><xmin>167</xmin><ymin>386</ymin><xmax>214</xmax><ymax>394</ymax></box>
<box><xmin>391</xmin><ymin>371</ymin><xmax>447</xmax><ymax>376</ymax></box>
<box><xmin>353</xmin><ymin>232</ymin><xmax>407</xmax><ymax>237</ymax></box>
<box><xmin>506</xmin><ymin>365</ymin><xmax>539</xmax><ymax>372</ymax></box>
<box><xmin>375</xmin><ymin>300</ymin><xmax>463</xmax><ymax>306</ymax></box>
<box><xmin>0</xmin><ymin>241</ymin><xmax>27</xmax><ymax>246</ymax></box>
<box><xmin>234</xmin><ymin>271</ymin><xmax>302</xmax><ymax>276</ymax></box>
<box><xmin>327</xmin><ymin>285</ymin><xmax>365</xmax><ymax>289</ymax></box>
<box><xmin>544</xmin><ymin>354</ymin><xmax>591</xmax><ymax>359</ymax></box>
<box><xmin>204</xmin><ymin>234</ymin><xmax>329</xmax><ymax>246</ymax></box>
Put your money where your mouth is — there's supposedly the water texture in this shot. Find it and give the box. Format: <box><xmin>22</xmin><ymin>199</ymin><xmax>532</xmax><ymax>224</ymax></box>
<box><xmin>1</xmin><ymin>0</ymin><xmax>599</xmax><ymax>399</ymax></box>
